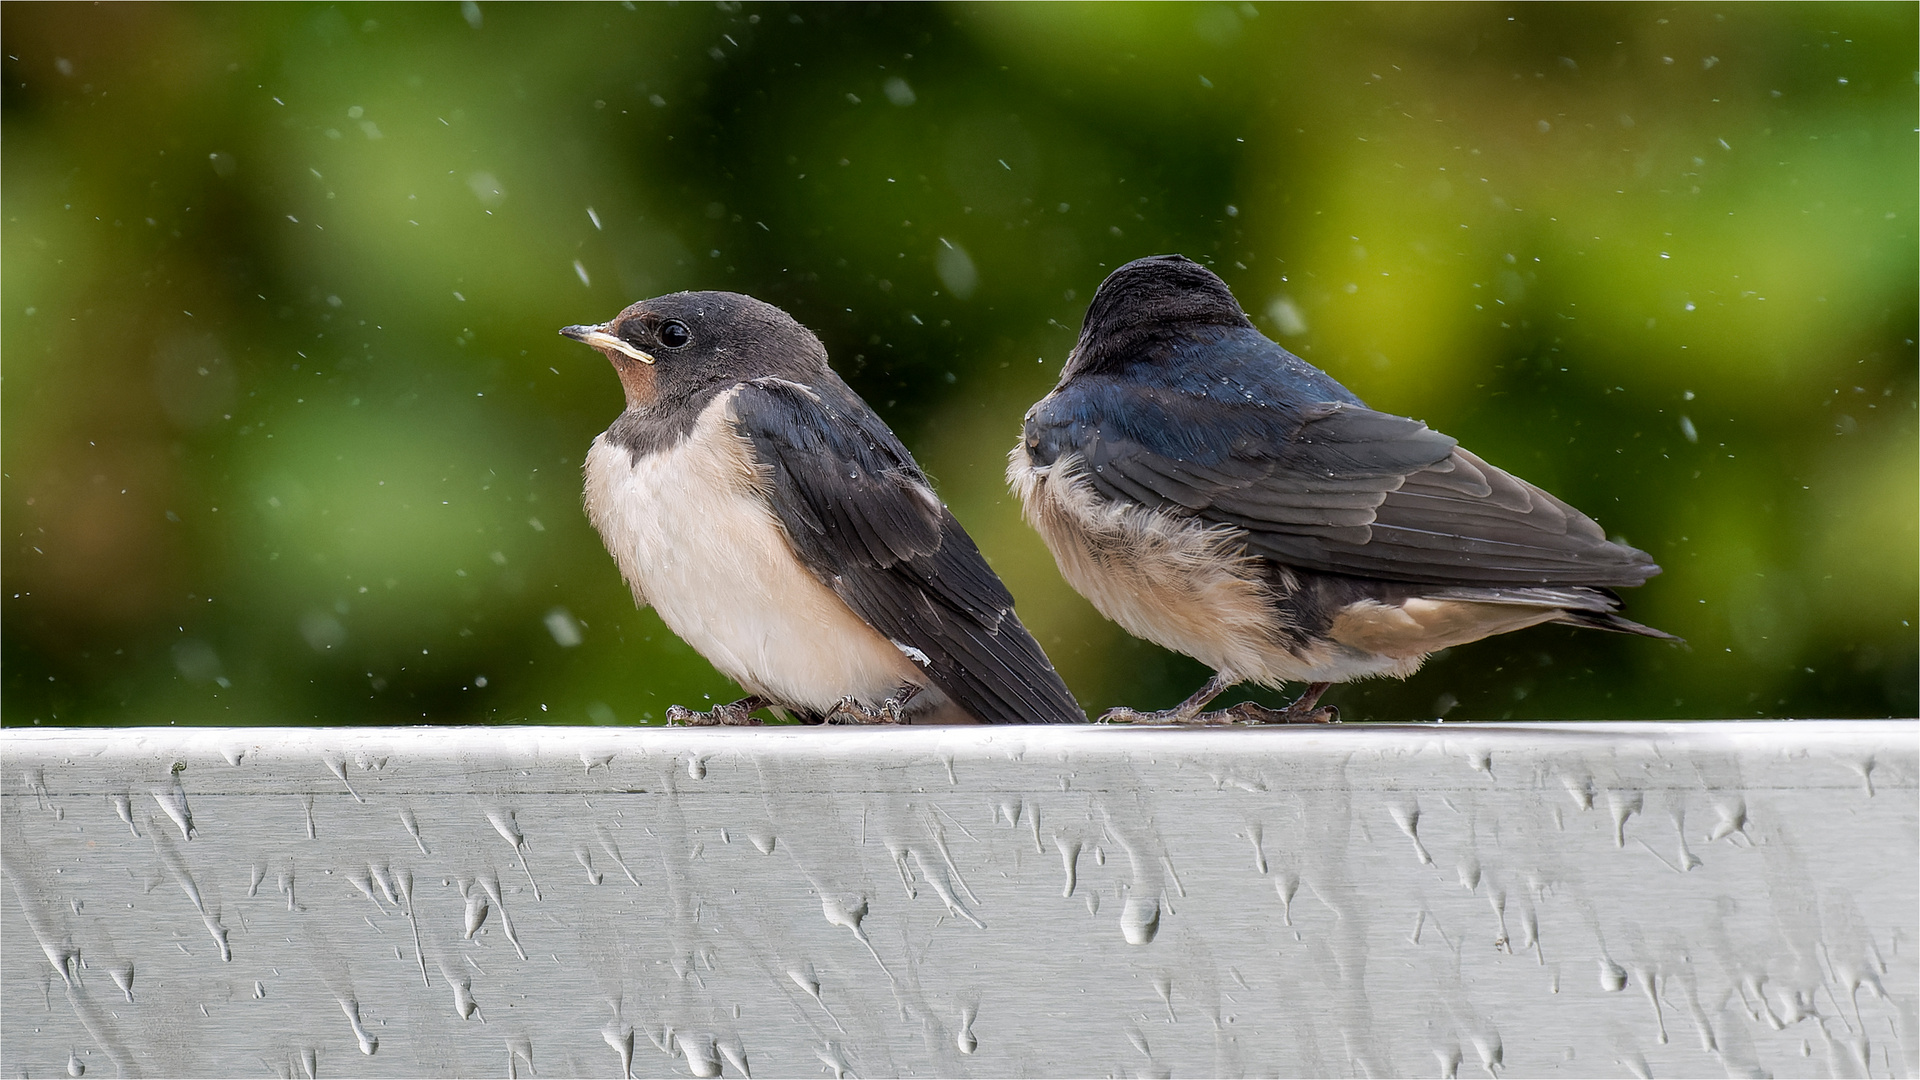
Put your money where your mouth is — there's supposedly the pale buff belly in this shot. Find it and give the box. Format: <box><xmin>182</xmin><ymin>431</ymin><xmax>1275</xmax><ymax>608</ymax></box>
<box><xmin>1008</xmin><ymin>448</ymin><xmax>1430</xmax><ymax>686</ymax></box>
<box><xmin>585</xmin><ymin>393</ymin><xmax>927</xmax><ymax>713</ymax></box>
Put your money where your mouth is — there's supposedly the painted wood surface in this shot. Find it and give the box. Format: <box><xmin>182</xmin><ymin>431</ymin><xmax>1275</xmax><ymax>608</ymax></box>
<box><xmin>3</xmin><ymin>722</ymin><xmax>1914</xmax><ymax>1078</ymax></box>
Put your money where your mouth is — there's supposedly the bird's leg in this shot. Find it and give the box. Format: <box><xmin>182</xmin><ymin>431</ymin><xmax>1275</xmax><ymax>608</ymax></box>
<box><xmin>824</xmin><ymin>695</ymin><xmax>887</xmax><ymax>725</ymax></box>
<box><xmin>1218</xmin><ymin>682</ymin><xmax>1338</xmax><ymax>725</ymax></box>
<box><xmin>824</xmin><ymin>684</ymin><xmax>922</xmax><ymax>725</ymax></box>
<box><xmin>665</xmin><ymin>695</ymin><xmax>769</xmax><ymax>726</ymax></box>
<box><xmin>879</xmin><ymin>683</ymin><xmax>923</xmax><ymax>725</ymax></box>
<box><xmin>1099</xmin><ymin>671</ymin><xmax>1235</xmax><ymax>725</ymax></box>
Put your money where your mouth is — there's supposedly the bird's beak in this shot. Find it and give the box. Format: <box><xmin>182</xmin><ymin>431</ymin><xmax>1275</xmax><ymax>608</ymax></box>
<box><xmin>559</xmin><ymin>323</ymin><xmax>655</xmax><ymax>365</ymax></box>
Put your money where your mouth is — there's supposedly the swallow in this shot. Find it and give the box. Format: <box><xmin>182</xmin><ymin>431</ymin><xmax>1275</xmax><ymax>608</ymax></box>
<box><xmin>562</xmin><ymin>291</ymin><xmax>1084</xmax><ymax>725</ymax></box>
<box><xmin>1009</xmin><ymin>254</ymin><xmax>1675</xmax><ymax>724</ymax></box>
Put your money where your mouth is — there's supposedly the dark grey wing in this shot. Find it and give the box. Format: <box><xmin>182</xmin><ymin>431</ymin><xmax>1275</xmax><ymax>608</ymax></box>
<box><xmin>733</xmin><ymin>377</ymin><xmax>1084</xmax><ymax>724</ymax></box>
<box><xmin>1030</xmin><ymin>381</ymin><xmax>1659</xmax><ymax>588</ymax></box>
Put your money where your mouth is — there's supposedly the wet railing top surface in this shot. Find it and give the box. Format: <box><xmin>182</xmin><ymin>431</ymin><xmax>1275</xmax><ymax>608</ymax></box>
<box><xmin>4</xmin><ymin>720</ymin><xmax>1914</xmax><ymax>1079</ymax></box>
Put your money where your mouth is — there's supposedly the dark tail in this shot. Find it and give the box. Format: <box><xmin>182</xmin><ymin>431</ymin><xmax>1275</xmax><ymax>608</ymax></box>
<box><xmin>1552</xmin><ymin>609</ymin><xmax>1684</xmax><ymax>643</ymax></box>
<box><xmin>1431</xmin><ymin>584</ymin><xmax>1682</xmax><ymax>645</ymax></box>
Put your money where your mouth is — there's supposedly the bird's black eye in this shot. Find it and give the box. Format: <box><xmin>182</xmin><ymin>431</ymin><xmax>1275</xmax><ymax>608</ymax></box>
<box><xmin>658</xmin><ymin>320</ymin><xmax>691</xmax><ymax>349</ymax></box>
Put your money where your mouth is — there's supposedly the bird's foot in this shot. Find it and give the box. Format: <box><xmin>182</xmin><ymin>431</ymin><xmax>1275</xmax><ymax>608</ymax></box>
<box><xmin>1217</xmin><ymin>701</ymin><xmax>1339</xmax><ymax>725</ymax></box>
<box><xmin>1219</xmin><ymin>680</ymin><xmax>1338</xmax><ymax>725</ymax></box>
<box><xmin>1097</xmin><ymin>672</ymin><xmax>1237</xmax><ymax>725</ymax></box>
<box><xmin>1098</xmin><ymin>704</ymin><xmax>1200</xmax><ymax>725</ymax></box>
<box><xmin>664</xmin><ymin>696</ymin><xmax>767</xmax><ymax>726</ymax></box>
<box><xmin>824</xmin><ymin>685</ymin><xmax>922</xmax><ymax>725</ymax></box>
<box><xmin>1100</xmin><ymin>681</ymin><xmax>1337</xmax><ymax>725</ymax></box>
<box><xmin>1100</xmin><ymin>701</ymin><xmax>1338</xmax><ymax>725</ymax></box>
<box><xmin>824</xmin><ymin>697</ymin><xmax>891</xmax><ymax>725</ymax></box>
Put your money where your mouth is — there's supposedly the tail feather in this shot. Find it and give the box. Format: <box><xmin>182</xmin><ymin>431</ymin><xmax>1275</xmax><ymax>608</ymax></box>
<box><xmin>1430</xmin><ymin>584</ymin><xmax>1681</xmax><ymax>643</ymax></box>
<box><xmin>1551</xmin><ymin>609</ymin><xmax>1683</xmax><ymax>643</ymax></box>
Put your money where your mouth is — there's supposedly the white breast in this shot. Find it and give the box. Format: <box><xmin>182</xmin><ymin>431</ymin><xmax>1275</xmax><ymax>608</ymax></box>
<box><xmin>583</xmin><ymin>391</ymin><xmax>926</xmax><ymax>714</ymax></box>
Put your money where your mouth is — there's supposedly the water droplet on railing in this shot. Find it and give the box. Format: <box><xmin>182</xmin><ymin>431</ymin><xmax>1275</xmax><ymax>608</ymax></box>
<box><xmin>1390</xmin><ymin>801</ymin><xmax>1431</xmax><ymax>865</ymax></box>
<box><xmin>369</xmin><ymin>863</ymin><xmax>400</xmax><ymax>906</ymax></box>
<box><xmin>603</xmin><ymin>1020</ymin><xmax>634</xmax><ymax>1078</ymax></box>
<box><xmin>1608</xmin><ymin>792</ymin><xmax>1642</xmax><ymax>847</ymax></box>
<box><xmin>789</xmin><ymin>967</ymin><xmax>845</xmax><ymax>1032</ymax></box>
<box><xmin>574</xmin><ymin>845</ymin><xmax>603</xmax><ymax>884</ymax></box>
<box><xmin>595</xmin><ymin>826</ymin><xmax>641</xmax><ymax>886</ymax></box>
<box><xmin>338</xmin><ymin>996</ymin><xmax>377</xmax><ymax>1055</ymax></box>
<box><xmin>400</xmin><ymin>808</ymin><xmax>429</xmax><ymax>854</ymax></box>
<box><xmin>1275</xmin><ymin>873</ymin><xmax>1298</xmax><ymax>926</ymax></box>
<box><xmin>151</xmin><ymin>783</ymin><xmax>194</xmax><ymax>841</ymax></box>
<box><xmin>505</xmin><ymin>1033</ymin><xmax>534</xmax><ymax>1075</ymax></box>
<box><xmin>717</xmin><ymin>1037</ymin><xmax>750</xmax><ymax>1079</ymax></box>
<box><xmin>1054</xmin><ymin>835</ymin><xmax>1081</xmax><ymax>898</ymax></box>
<box><xmin>110</xmin><ymin>794</ymin><xmax>139</xmax><ymax>837</ymax></box>
<box><xmin>109</xmin><ymin>963</ymin><xmax>134</xmax><ymax>1002</ymax></box>
<box><xmin>1599</xmin><ymin>958</ymin><xmax>1627</xmax><ymax>992</ymax></box>
<box><xmin>321</xmin><ymin>754</ymin><xmax>362</xmax><ymax>803</ymax></box>
<box><xmin>1121</xmin><ymin>891</ymin><xmax>1160</xmax><ymax>945</ymax></box>
<box><xmin>681</xmin><ymin>1033</ymin><xmax>721</xmax><ymax>1078</ymax></box>
<box><xmin>464</xmin><ymin>890</ymin><xmax>489</xmax><ymax>939</ymax></box>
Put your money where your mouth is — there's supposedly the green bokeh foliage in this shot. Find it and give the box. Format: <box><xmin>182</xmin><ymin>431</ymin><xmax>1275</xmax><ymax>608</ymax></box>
<box><xmin>4</xmin><ymin>2</ymin><xmax>1914</xmax><ymax>726</ymax></box>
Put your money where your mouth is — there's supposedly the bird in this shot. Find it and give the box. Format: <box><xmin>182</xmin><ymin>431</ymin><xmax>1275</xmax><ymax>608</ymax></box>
<box><xmin>1008</xmin><ymin>254</ymin><xmax>1675</xmax><ymax>725</ymax></box>
<box><xmin>561</xmin><ymin>290</ymin><xmax>1084</xmax><ymax>726</ymax></box>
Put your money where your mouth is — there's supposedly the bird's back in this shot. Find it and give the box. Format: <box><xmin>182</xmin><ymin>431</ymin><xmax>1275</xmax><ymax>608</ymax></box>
<box><xmin>1025</xmin><ymin>325</ymin><xmax>1660</xmax><ymax>592</ymax></box>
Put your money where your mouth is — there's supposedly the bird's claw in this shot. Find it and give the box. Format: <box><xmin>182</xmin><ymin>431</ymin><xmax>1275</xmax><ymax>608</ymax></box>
<box><xmin>822</xmin><ymin>681</ymin><xmax>922</xmax><ymax>725</ymax></box>
<box><xmin>823</xmin><ymin>689</ymin><xmax>917</xmax><ymax>725</ymax></box>
<box><xmin>825</xmin><ymin>697</ymin><xmax>883</xmax><ymax>724</ymax></box>
<box><xmin>1096</xmin><ymin>704</ymin><xmax>1218</xmax><ymax>725</ymax></box>
<box><xmin>1098</xmin><ymin>702</ymin><xmax>1338</xmax><ymax>726</ymax></box>
<box><xmin>823</xmin><ymin>696</ymin><xmax>886</xmax><ymax>725</ymax></box>
<box><xmin>664</xmin><ymin>699</ymin><xmax>765</xmax><ymax>726</ymax></box>
<box><xmin>1219</xmin><ymin>701</ymin><xmax>1339</xmax><ymax>725</ymax></box>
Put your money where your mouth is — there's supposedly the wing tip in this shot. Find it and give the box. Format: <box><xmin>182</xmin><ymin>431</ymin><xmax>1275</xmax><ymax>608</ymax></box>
<box><xmin>1554</xmin><ymin>609</ymin><xmax>1684</xmax><ymax>644</ymax></box>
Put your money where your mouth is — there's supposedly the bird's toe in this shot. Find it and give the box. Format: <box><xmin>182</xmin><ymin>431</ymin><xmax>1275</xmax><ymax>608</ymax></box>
<box><xmin>824</xmin><ymin>695</ymin><xmax>890</xmax><ymax>725</ymax></box>
<box><xmin>1100</xmin><ymin>704</ymin><xmax>1219</xmax><ymax>725</ymax></box>
<box><xmin>664</xmin><ymin>699</ymin><xmax>765</xmax><ymax>726</ymax></box>
<box><xmin>1220</xmin><ymin>701</ymin><xmax>1340</xmax><ymax>725</ymax></box>
<box><xmin>712</xmin><ymin>702</ymin><xmax>764</xmax><ymax>726</ymax></box>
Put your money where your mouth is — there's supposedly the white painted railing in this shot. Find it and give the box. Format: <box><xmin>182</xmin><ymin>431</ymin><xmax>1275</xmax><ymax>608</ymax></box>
<box><xmin>3</xmin><ymin>722</ymin><xmax>1914</xmax><ymax>1078</ymax></box>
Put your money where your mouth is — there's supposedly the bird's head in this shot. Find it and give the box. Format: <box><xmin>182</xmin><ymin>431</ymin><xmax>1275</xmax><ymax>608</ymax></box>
<box><xmin>562</xmin><ymin>291</ymin><xmax>828</xmax><ymax>412</ymax></box>
<box><xmin>1063</xmin><ymin>254</ymin><xmax>1254</xmax><ymax>380</ymax></box>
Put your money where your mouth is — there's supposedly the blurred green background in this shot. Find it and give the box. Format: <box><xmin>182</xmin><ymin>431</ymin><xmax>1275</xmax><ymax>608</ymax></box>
<box><xmin>4</xmin><ymin>2</ymin><xmax>1914</xmax><ymax>727</ymax></box>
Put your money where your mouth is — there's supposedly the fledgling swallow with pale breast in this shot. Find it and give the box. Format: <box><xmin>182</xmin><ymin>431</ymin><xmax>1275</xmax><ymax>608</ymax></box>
<box><xmin>562</xmin><ymin>291</ymin><xmax>1084</xmax><ymax>726</ymax></box>
<box><xmin>1009</xmin><ymin>254</ymin><xmax>1676</xmax><ymax>725</ymax></box>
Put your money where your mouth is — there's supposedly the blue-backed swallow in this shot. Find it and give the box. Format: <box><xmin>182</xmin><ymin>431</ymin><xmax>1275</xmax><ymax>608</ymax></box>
<box><xmin>1009</xmin><ymin>255</ymin><xmax>1675</xmax><ymax>724</ymax></box>
<box><xmin>563</xmin><ymin>291</ymin><xmax>1084</xmax><ymax>726</ymax></box>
